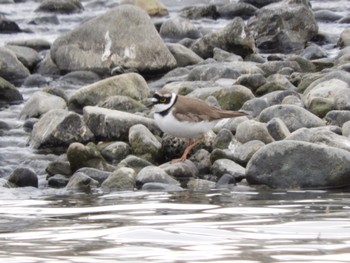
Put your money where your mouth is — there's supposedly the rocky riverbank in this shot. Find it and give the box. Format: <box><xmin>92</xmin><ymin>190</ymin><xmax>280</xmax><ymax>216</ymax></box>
<box><xmin>1</xmin><ymin>0</ymin><xmax>350</xmax><ymax>192</ymax></box>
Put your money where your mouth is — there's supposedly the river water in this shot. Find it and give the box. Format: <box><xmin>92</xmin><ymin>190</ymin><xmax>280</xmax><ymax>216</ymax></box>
<box><xmin>1</xmin><ymin>0</ymin><xmax>350</xmax><ymax>262</ymax></box>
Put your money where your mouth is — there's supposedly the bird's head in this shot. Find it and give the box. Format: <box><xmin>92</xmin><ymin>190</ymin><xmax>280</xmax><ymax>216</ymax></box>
<box><xmin>147</xmin><ymin>91</ymin><xmax>177</xmax><ymax>113</ymax></box>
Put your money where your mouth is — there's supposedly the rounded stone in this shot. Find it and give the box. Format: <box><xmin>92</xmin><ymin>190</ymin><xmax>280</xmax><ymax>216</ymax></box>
<box><xmin>8</xmin><ymin>167</ymin><xmax>38</xmax><ymax>188</ymax></box>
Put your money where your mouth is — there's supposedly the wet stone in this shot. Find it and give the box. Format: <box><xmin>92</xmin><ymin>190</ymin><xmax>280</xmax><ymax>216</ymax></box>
<box><xmin>8</xmin><ymin>167</ymin><xmax>38</xmax><ymax>188</ymax></box>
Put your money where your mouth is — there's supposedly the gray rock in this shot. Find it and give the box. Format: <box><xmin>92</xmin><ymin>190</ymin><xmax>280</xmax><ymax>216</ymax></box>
<box><xmin>314</xmin><ymin>10</ymin><xmax>343</xmax><ymax>22</ymax></box>
<box><xmin>266</xmin><ymin>117</ymin><xmax>290</xmax><ymax>141</ymax></box>
<box><xmin>187</xmin><ymin>178</ymin><xmax>216</xmax><ymax>191</ymax></box>
<box><xmin>141</xmin><ymin>182</ymin><xmax>184</xmax><ymax>191</ymax></box>
<box><xmin>236</xmin><ymin>119</ymin><xmax>274</xmax><ymax>144</ymax></box>
<box><xmin>259</xmin><ymin>104</ymin><xmax>325</xmax><ymax>132</ymax></box>
<box><xmin>338</xmin><ymin>28</ymin><xmax>350</xmax><ymax>48</ymax></box>
<box><xmin>23</xmin><ymin>118</ymin><xmax>39</xmax><ymax>132</ymax></box>
<box><xmin>258</xmin><ymin>61</ymin><xmax>302</xmax><ymax>76</ymax></box>
<box><xmin>231</xmin><ymin>140</ymin><xmax>265</xmax><ymax>166</ymax></box>
<box><xmin>66</xmin><ymin>142</ymin><xmax>114</xmax><ymax>173</ymax></box>
<box><xmin>75</xmin><ymin>167</ymin><xmax>112</xmax><ymax>184</ymax></box>
<box><xmin>216</xmin><ymin>173</ymin><xmax>237</xmax><ymax>189</ymax></box>
<box><xmin>236</xmin><ymin>73</ymin><xmax>267</xmax><ymax>93</ymax></box>
<box><xmin>281</xmin><ymin>95</ymin><xmax>303</xmax><ymax>107</ymax></box>
<box><xmin>301</xmin><ymin>44</ymin><xmax>328</xmax><ymax>60</ymax></box>
<box><xmin>5</xmin><ymin>45</ymin><xmax>41</xmax><ymax>70</ymax></box>
<box><xmin>101</xmin><ymin>167</ymin><xmax>136</xmax><ymax>191</ymax></box>
<box><xmin>35</xmin><ymin>0</ymin><xmax>83</xmax><ymax>14</ymax></box>
<box><xmin>240</xmin><ymin>0</ymin><xmax>281</xmax><ymax>8</ymax></box>
<box><xmin>217</xmin><ymin>2</ymin><xmax>257</xmax><ymax>19</ymax></box>
<box><xmin>213</xmin><ymin>47</ymin><xmax>243</xmax><ymax>62</ymax></box>
<box><xmin>50</xmin><ymin>5</ymin><xmax>176</xmax><ymax>75</ymax></box>
<box><xmin>188</xmin><ymin>62</ymin><xmax>262</xmax><ymax>82</ymax></box>
<box><xmin>129</xmin><ymin>124</ymin><xmax>162</xmax><ymax>162</ymax></box>
<box><xmin>0</xmin><ymin>47</ymin><xmax>30</xmax><ymax>86</ymax></box>
<box><xmin>66</xmin><ymin>173</ymin><xmax>98</xmax><ymax>193</ymax></box>
<box><xmin>325</xmin><ymin>110</ymin><xmax>350</xmax><ymax>127</ymax></box>
<box><xmin>189</xmin><ymin>149</ymin><xmax>211</xmax><ymax>175</ymax></box>
<box><xmin>191</xmin><ymin>17</ymin><xmax>255</xmax><ymax>59</ymax></box>
<box><xmin>135</xmin><ymin>166</ymin><xmax>180</xmax><ymax>189</ymax></box>
<box><xmin>211</xmin><ymin>159</ymin><xmax>246</xmax><ymax>182</ymax></box>
<box><xmin>286</xmin><ymin>127</ymin><xmax>350</xmax><ymax>152</ymax></box>
<box><xmin>180</xmin><ymin>4</ymin><xmax>219</xmax><ymax>19</ymax></box>
<box><xmin>0</xmin><ymin>77</ymin><xmax>23</xmax><ymax>105</ymax></box>
<box><xmin>100</xmin><ymin>141</ymin><xmax>131</xmax><ymax>163</ymax></box>
<box><xmin>23</xmin><ymin>74</ymin><xmax>49</xmax><ymax>87</ymax></box>
<box><xmin>160</xmin><ymin>160</ymin><xmax>199</xmax><ymax>185</ymax></box>
<box><xmin>303</xmin><ymin>70</ymin><xmax>350</xmax><ymax>94</ymax></box>
<box><xmin>246</xmin><ymin>141</ymin><xmax>350</xmax><ymax>189</ymax></box>
<box><xmin>48</xmin><ymin>174</ymin><xmax>69</xmax><ymax>188</ymax></box>
<box><xmin>248</xmin><ymin>0</ymin><xmax>318</xmax><ymax>53</ymax></box>
<box><xmin>69</xmin><ymin>73</ymin><xmax>150</xmax><ymax>112</ymax></box>
<box><xmin>240</xmin><ymin>98</ymin><xmax>269</xmax><ymax>118</ymax></box>
<box><xmin>46</xmin><ymin>161</ymin><xmax>71</xmax><ymax>177</ymax></box>
<box><xmin>8</xmin><ymin>167</ymin><xmax>38</xmax><ymax>188</ymax></box>
<box><xmin>210</xmin><ymin>148</ymin><xmax>235</xmax><ymax>164</ymax></box>
<box><xmin>98</xmin><ymin>95</ymin><xmax>147</xmax><ymax>113</ymax></box>
<box><xmin>35</xmin><ymin>52</ymin><xmax>61</xmax><ymax>77</ymax></box>
<box><xmin>83</xmin><ymin>106</ymin><xmax>160</xmax><ymax>141</ymax></box>
<box><xmin>29</xmin><ymin>14</ymin><xmax>60</xmax><ymax>25</ymax></box>
<box><xmin>117</xmin><ymin>155</ymin><xmax>153</xmax><ymax>174</ymax></box>
<box><xmin>211</xmin><ymin>85</ymin><xmax>255</xmax><ymax>111</ymax></box>
<box><xmin>166</xmin><ymin>43</ymin><xmax>204</xmax><ymax>67</ymax></box>
<box><xmin>6</xmin><ymin>39</ymin><xmax>51</xmax><ymax>52</ymax></box>
<box><xmin>213</xmin><ymin>116</ymin><xmax>249</xmax><ymax>134</ymax></box>
<box><xmin>60</xmin><ymin>71</ymin><xmax>101</xmax><ymax>86</ymax></box>
<box><xmin>20</xmin><ymin>91</ymin><xmax>67</xmax><ymax>119</ymax></box>
<box><xmin>303</xmin><ymin>79</ymin><xmax>350</xmax><ymax>112</ymax></box>
<box><xmin>160</xmin><ymin>17</ymin><xmax>201</xmax><ymax>40</ymax></box>
<box><xmin>0</xmin><ymin>16</ymin><xmax>20</xmax><ymax>33</ymax></box>
<box><xmin>343</xmin><ymin>121</ymin><xmax>350</xmax><ymax>138</ymax></box>
<box><xmin>120</xmin><ymin>0</ymin><xmax>168</xmax><ymax>17</ymax></box>
<box><xmin>213</xmin><ymin>128</ymin><xmax>233</xmax><ymax>149</ymax></box>
<box><xmin>29</xmin><ymin>109</ymin><xmax>94</xmax><ymax>149</ymax></box>
<box><xmin>260</xmin><ymin>90</ymin><xmax>301</xmax><ymax>106</ymax></box>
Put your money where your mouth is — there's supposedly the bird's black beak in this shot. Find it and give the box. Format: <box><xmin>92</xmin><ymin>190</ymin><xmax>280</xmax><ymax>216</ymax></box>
<box><xmin>144</xmin><ymin>97</ymin><xmax>156</xmax><ymax>108</ymax></box>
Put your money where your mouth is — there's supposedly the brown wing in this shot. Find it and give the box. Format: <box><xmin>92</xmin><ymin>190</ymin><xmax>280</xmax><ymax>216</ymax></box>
<box><xmin>173</xmin><ymin>95</ymin><xmax>247</xmax><ymax>122</ymax></box>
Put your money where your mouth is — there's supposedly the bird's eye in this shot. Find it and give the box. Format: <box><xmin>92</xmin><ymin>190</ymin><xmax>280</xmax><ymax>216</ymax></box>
<box><xmin>160</xmin><ymin>98</ymin><xmax>167</xmax><ymax>103</ymax></box>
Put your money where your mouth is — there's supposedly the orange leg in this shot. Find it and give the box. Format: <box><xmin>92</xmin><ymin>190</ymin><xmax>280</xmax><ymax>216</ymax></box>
<box><xmin>171</xmin><ymin>135</ymin><xmax>205</xmax><ymax>163</ymax></box>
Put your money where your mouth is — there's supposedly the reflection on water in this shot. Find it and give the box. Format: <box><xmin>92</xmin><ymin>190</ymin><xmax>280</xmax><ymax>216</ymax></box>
<box><xmin>0</xmin><ymin>189</ymin><xmax>350</xmax><ymax>262</ymax></box>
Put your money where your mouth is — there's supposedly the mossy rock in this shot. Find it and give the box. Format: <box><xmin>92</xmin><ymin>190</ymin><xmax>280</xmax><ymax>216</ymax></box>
<box><xmin>308</xmin><ymin>97</ymin><xmax>335</xmax><ymax>118</ymax></box>
<box><xmin>255</xmin><ymin>82</ymin><xmax>284</xmax><ymax>96</ymax></box>
<box><xmin>212</xmin><ymin>85</ymin><xmax>254</xmax><ymax>110</ymax></box>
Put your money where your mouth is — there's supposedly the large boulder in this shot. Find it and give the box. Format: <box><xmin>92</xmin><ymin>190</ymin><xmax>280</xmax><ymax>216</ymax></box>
<box><xmin>29</xmin><ymin>109</ymin><xmax>94</xmax><ymax>149</ymax></box>
<box><xmin>50</xmin><ymin>5</ymin><xmax>176</xmax><ymax>75</ymax></box>
<box><xmin>191</xmin><ymin>17</ymin><xmax>256</xmax><ymax>59</ymax></box>
<box><xmin>248</xmin><ymin>0</ymin><xmax>318</xmax><ymax>53</ymax></box>
<box><xmin>68</xmin><ymin>73</ymin><xmax>149</xmax><ymax>112</ymax></box>
<box><xmin>83</xmin><ymin>106</ymin><xmax>161</xmax><ymax>141</ymax></box>
<box><xmin>0</xmin><ymin>47</ymin><xmax>30</xmax><ymax>86</ymax></box>
<box><xmin>246</xmin><ymin>141</ymin><xmax>350</xmax><ymax>189</ymax></box>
